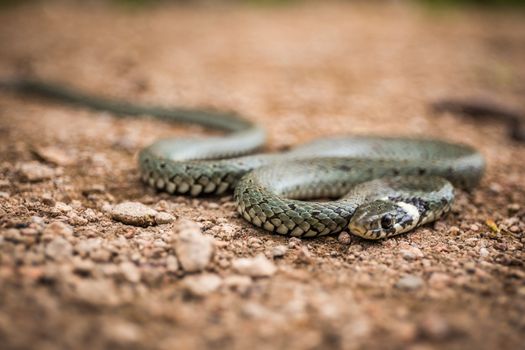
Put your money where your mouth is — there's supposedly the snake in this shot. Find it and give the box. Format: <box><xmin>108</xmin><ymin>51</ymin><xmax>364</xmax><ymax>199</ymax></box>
<box><xmin>1</xmin><ymin>79</ymin><xmax>485</xmax><ymax>239</ymax></box>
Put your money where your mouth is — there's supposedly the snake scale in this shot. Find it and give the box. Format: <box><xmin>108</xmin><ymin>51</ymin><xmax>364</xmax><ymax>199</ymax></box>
<box><xmin>2</xmin><ymin>79</ymin><xmax>485</xmax><ymax>239</ymax></box>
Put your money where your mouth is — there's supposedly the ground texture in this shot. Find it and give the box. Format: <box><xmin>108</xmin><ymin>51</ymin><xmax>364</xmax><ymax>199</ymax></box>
<box><xmin>0</xmin><ymin>2</ymin><xmax>524</xmax><ymax>350</ymax></box>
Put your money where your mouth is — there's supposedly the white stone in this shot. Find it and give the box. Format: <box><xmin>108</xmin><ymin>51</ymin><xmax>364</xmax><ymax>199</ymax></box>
<box><xmin>174</xmin><ymin>220</ymin><xmax>215</xmax><ymax>273</ymax></box>
<box><xmin>232</xmin><ymin>254</ymin><xmax>277</xmax><ymax>277</ymax></box>
<box><xmin>182</xmin><ymin>273</ymin><xmax>222</xmax><ymax>297</ymax></box>
<box><xmin>396</xmin><ymin>275</ymin><xmax>424</xmax><ymax>290</ymax></box>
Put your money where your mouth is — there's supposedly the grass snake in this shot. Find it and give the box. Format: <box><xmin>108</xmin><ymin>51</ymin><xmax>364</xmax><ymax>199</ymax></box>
<box><xmin>2</xmin><ymin>79</ymin><xmax>485</xmax><ymax>239</ymax></box>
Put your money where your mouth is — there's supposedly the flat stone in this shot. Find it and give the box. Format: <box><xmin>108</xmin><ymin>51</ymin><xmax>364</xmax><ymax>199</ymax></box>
<box><xmin>232</xmin><ymin>254</ymin><xmax>277</xmax><ymax>277</ymax></box>
<box><xmin>182</xmin><ymin>273</ymin><xmax>222</xmax><ymax>297</ymax></box>
<box><xmin>34</xmin><ymin>146</ymin><xmax>74</xmax><ymax>166</ymax></box>
<box><xmin>110</xmin><ymin>202</ymin><xmax>173</xmax><ymax>227</ymax></box>
<box><xmin>18</xmin><ymin>161</ymin><xmax>57</xmax><ymax>182</ymax></box>
<box><xmin>395</xmin><ymin>275</ymin><xmax>424</xmax><ymax>290</ymax></box>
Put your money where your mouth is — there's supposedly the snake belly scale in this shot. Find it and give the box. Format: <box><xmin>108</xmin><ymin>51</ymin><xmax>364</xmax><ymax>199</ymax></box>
<box><xmin>3</xmin><ymin>79</ymin><xmax>485</xmax><ymax>239</ymax></box>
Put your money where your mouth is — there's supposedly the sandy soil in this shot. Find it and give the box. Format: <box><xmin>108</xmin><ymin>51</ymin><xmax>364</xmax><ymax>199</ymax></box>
<box><xmin>0</xmin><ymin>2</ymin><xmax>524</xmax><ymax>349</ymax></box>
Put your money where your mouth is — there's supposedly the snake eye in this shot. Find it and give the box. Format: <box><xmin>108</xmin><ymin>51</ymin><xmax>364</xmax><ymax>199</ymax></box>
<box><xmin>380</xmin><ymin>214</ymin><xmax>393</xmax><ymax>229</ymax></box>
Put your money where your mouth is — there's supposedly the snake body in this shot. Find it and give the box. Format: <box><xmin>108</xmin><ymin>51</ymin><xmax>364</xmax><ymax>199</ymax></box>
<box><xmin>2</xmin><ymin>79</ymin><xmax>485</xmax><ymax>239</ymax></box>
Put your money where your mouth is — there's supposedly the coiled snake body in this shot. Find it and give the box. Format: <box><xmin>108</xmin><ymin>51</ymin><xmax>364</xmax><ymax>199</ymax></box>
<box><xmin>3</xmin><ymin>80</ymin><xmax>485</xmax><ymax>239</ymax></box>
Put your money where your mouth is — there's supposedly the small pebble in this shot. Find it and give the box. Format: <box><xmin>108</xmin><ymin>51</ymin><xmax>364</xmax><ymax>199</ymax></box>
<box><xmin>110</xmin><ymin>202</ymin><xmax>174</xmax><ymax>227</ymax></box>
<box><xmin>507</xmin><ymin>203</ymin><xmax>520</xmax><ymax>213</ymax></box>
<box><xmin>271</xmin><ymin>245</ymin><xmax>288</xmax><ymax>258</ymax></box>
<box><xmin>419</xmin><ymin>314</ymin><xmax>451</xmax><ymax>340</ymax></box>
<box><xmin>45</xmin><ymin>237</ymin><xmax>73</xmax><ymax>261</ymax></box>
<box><xmin>337</xmin><ymin>231</ymin><xmax>352</xmax><ymax>245</ymax></box>
<box><xmin>182</xmin><ymin>273</ymin><xmax>222</xmax><ymax>297</ymax></box>
<box><xmin>223</xmin><ymin>275</ymin><xmax>252</xmax><ymax>294</ymax></box>
<box><xmin>34</xmin><ymin>146</ymin><xmax>74</xmax><ymax>166</ymax></box>
<box><xmin>43</xmin><ymin>221</ymin><xmax>74</xmax><ymax>238</ymax></box>
<box><xmin>232</xmin><ymin>254</ymin><xmax>277</xmax><ymax>277</ymax></box>
<box><xmin>479</xmin><ymin>247</ymin><xmax>489</xmax><ymax>258</ymax></box>
<box><xmin>102</xmin><ymin>319</ymin><xmax>142</xmax><ymax>345</ymax></box>
<box><xmin>509</xmin><ymin>225</ymin><xmax>520</xmax><ymax>233</ymax></box>
<box><xmin>395</xmin><ymin>275</ymin><xmax>424</xmax><ymax>291</ymax></box>
<box><xmin>399</xmin><ymin>244</ymin><xmax>424</xmax><ymax>260</ymax></box>
<box><xmin>55</xmin><ymin>202</ymin><xmax>73</xmax><ymax>213</ymax></box>
<box><xmin>119</xmin><ymin>261</ymin><xmax>141</xmax><ymax>283</ymax></box>
<box><xmin>288</xmin><ymin>237</ymin><xmax>302</xmax><ymax>248</ymax></box>
<box><xmin>18</xmin><ymin>162</ymin><xmax>57</xmax><ymax>182</ymax></box>
<box><xmin>448</xmin><ymin>226</ymin><xmax>461</xmax><ymax>235</ymax></box>
<box><xmin>166</xmin><ymin>255</ymin><xmax>179</xmax><ymax>272</ymax></box>
<box><xmin>155</xmin><ymin>211</ymin><xmax>175</xmax><ymax>225</ymax></box>
<box><xmin>174</xmin><ymin>220</ymin><xmax>215</xmax><ymax>273</ymax></box>
<box><xmin>428</xmin><ymin>272</ymin><xmax>451</xmax><ymax>290</ymax></box>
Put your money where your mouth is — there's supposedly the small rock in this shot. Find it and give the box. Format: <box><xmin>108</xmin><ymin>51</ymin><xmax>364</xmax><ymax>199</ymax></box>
<box><xmin>271</xmin><ymin>245</ymin><xmax>288</xmax><ymax>258</ymax></box>
<box><xmin>295</xmin><ymin>246</ymin><xmax>313</xmax><ymax>264</ymax></box>
<box><xmin>75</xmin><ymin>238</ymin><xmax>102</xmax><ymax>257</ymax></box>
<box><xmin>509</xmin><ymin>225</ymin><xmax>521</xmax><ymax>233</ymax></box>
<box><xmin>155</xmin><ymin>211</ymin><xmax>175</xmax><ymax>224</ymax></box>
<box><xmin>45</xmin><ymin>237</ymin><xmax>73</xmax><ymax>261</ymax></box>
<box><xmin>34</xmin><ymin>146</ymin><xmax>74</xmax><ymax>166</ymax></box>
<box><xmin>55</xmin><ymin>202</ymin><xmax>73</xmax><ymax>213</ymax></box>
<box><xmin>43</xmin><ymin>221</ymin><xmax>74</xmax><ymax>238</ymax></box>
<box><xmin>470</xmin><ymin>224</ymin><xmax>480</xmax><ymax>232</ymax></box>
<box><xmin>18</xmin><ymin>161</ymin><xmax>57</xmax><ymax>182</ymax></box>
<box><xmin>337</xmin><ymin>231</ymin><xmax>352</xmax><ymax>245</ymax></box>
<box><xmin>182</xmin><ymin>273</ymin><xmax>222</xmax><ymax>297</ymax></box>
<box><xmin>174</xmin><ymin>220</ymin><xmax>215</xmax><ymax>273</ymax></box>
<box><xmin>120</xmin><ymin>261</ymin><xmax>141</xmax><ymax>283</ymax></box>
<box><xmin>223</xmin><ymin>275</ymin><xmax>252</xmax><ymax>294</ymax></box>
<box><xmin>479</xmin><ymin>247</ymin><xmax>489</xmax><ymax>258</ymax></box>
<box><xmin>232</xmin><ymin>254</ymin><xmax>277</xmax><ymax>277</ymax></box>
<box><xmin>74</xmin><ymin>279</ymin><xmax>120</xmax><ymax>306</ymax></box>
<box><xmin>448</xmin><ymin>226</ymin><xmax>461</xmax><ymax>235</ymax></box>
<box><xmin>419</xmin><ymin>314</ymin><xmax>450</xmax><ymax>340</ymax></box>
<box><xmin>102</xmin><ymin>319</ymin><xmax>142</xmax><ymax>345</ymax></box>
<box><xmin>428</xmin><ymin>272</ymin><xmax>451</xmax><ymax>289</ymax></box>
<box><xmin>90</xmin><ymin>248</ymin><xmax>112</xmax><ymax>263</ymax></box>
<box><xmin>73</xmin><ymin>258</ymin><xmax>95</xmax><ymax>275</ymax></box>
<box><xmin>399</xmin><ymin>244</ymin><xmax>424</xmax><ymax>260</ymax></box>
<box><xmin>110</xmin><ymin>202</ymin><xmax>173</xmax><ymax>227</ymax></box>
<box><xmin>507</xmin><ymin>203</ymin><xmax>520</xmax><ymax>214</ymax></box>
<box><xmin>395</xmin><ymin>275</ymin><xmax>423</xmax><ymax>291</ymax></box>
<box><xmin>68</xmin><ymin>212</ymin><xmax>89</xmax><ymax>226</ymax></box>
<box><xmin>464</xmin><ymin>262</ymin><xmax>476</xmax><ymax>274</ymax></box>
<box><xmin>166</xmin><ymin>255</ymin><xmax>179</xmax><ymax>272</ymax></box>
<box><xmin>288</xmin><ymin>237</ymin><xmax>302</xmax><ymax>249</ymax></box>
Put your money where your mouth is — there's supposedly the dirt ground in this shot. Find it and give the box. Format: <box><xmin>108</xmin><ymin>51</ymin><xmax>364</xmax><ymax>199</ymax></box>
<box><xmin>0</xmin><ymin>1</ymin><xmax>524</xmax><ymax>350</ymax></box>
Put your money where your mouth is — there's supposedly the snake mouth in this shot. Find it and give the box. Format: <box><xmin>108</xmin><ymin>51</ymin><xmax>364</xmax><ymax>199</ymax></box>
<box><xmin>348</xmin><ymin>223</ymin><xmax>387</xmax><ymax>240</ymax></box>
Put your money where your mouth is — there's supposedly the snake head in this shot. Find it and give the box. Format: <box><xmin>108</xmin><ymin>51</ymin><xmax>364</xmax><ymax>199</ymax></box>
<box><xmin>348</xmin><ymin>200</ymin><xmax>420</xmax><ymax>239</ymax></box>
